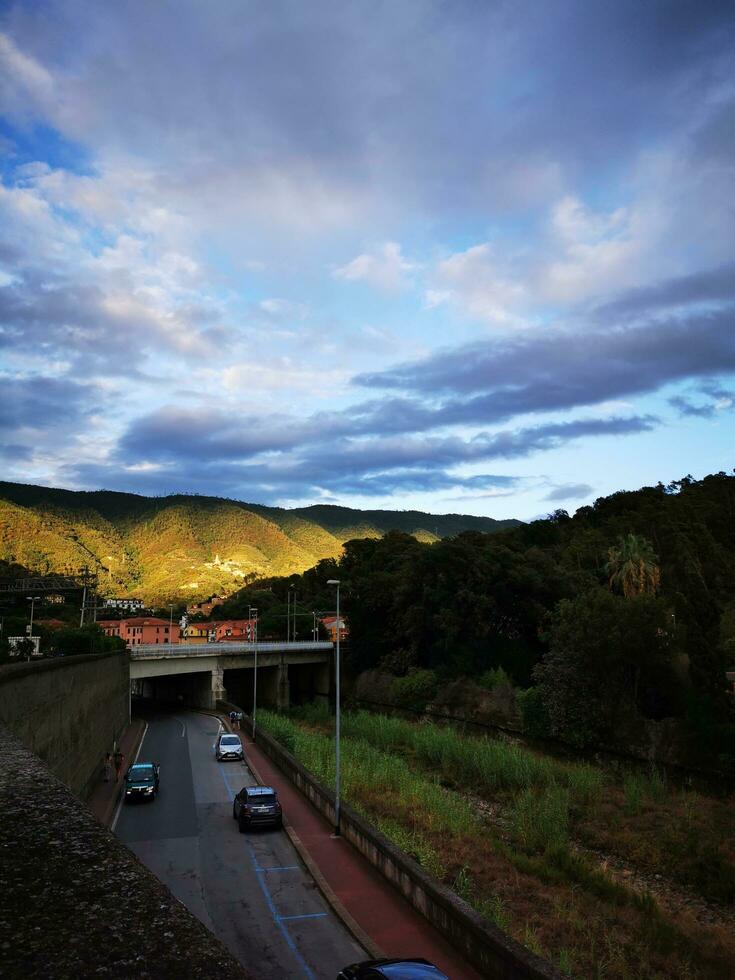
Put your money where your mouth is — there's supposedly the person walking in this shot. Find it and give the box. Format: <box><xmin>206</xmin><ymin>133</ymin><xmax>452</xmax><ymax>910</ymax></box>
<box><xmin>102</xmin><ymin>752</ymin><xmax>113</xmax><ymax>783</ymax></box>
<box><xmin>113</xmin><ymin>749</ymin><xmax>124</xmax><ymax>781</ymax></box>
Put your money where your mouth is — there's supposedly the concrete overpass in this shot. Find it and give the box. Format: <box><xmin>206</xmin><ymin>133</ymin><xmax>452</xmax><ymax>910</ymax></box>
<box><xmin>130</xmin><ymin>640</ymin><xmax>334</xmax><ymax>710</ymax></box>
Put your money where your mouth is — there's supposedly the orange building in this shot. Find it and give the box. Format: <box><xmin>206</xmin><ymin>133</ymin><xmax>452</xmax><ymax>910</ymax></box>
<box><xmin>182</xmin><ymin>619</ymin><xmax>256</xmax><ymax>644</ymax></box>
<box><xmin>215</xmin><ymin>619</ymin><xmax>256</xmax><ymax>642</ymax></box>
<box><xmin>98</xmin><ymin>617</ymin><xmax>181</xmax><ymax>648</ymax></box>
<box><xmin>320</xmin><ymin>615</ymin><xmax>348</xmax><ymax>643</ymax></box>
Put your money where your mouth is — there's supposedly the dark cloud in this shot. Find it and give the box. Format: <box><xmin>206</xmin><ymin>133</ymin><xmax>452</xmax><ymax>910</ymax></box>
<box><xmin>594</xmin><ymin>264</ymin><xmax>735</xmax><ymax>318</ymax></box>
<box><xmin>356</xmin><ymin>307</ymin><xmax>735</xmax><ymax>422</ymax></box>
<box><xmin>0</xmin><ymin>376</ymin><xmax>98</xmax><ymax>433</ymax></box>
<box><xmin>668</xmin><ymin>395</ymin><xmax>717</xmax><ymax>418</ymax></box>
<box><xmin>73</xmin><ymin>411</ymin><xmax>655</xmax><ymax>503</ymax></box>
<box><xmin>5</xmin><ymin>1</ymin><xmax>733</xmax><ymax>216</ymax></box>
<box><xmin>544</xmin><ymin>483</ymin><xmax>594</xmax><ymax>502</ymax></box>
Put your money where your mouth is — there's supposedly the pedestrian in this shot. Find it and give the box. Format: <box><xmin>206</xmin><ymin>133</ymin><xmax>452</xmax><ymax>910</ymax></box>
<box><xmin>229</xmin><ymin>710</ymin><xmax>238</xmax><ymax>729</ymax></box>
<box><xmin>102</xmin><ymin>752</ymin><xmax>113</xmax><ymax>783</ymax></box>
<box><xmin>113</xmin><ymin>749</ymin><xmax>124</xmax><ymax>781</ymax></box>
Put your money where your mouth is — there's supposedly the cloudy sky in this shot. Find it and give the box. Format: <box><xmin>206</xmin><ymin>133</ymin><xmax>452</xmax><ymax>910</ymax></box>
<box><xmin>1</xmin><ymin>1</ymin><xmax>733</xmax><ymax>520</ymax></box>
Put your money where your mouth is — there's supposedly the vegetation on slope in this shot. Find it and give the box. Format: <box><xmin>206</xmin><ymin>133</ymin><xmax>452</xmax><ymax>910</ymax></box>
<box><xmin>0</xmin><ymin>481</ymin><xmax>514</xmax><ymax>603</ymax></box>
<box><xmin>258</xmin><ymin>706</ymin><xmax>735</xmax><ymax>979</ymax></box>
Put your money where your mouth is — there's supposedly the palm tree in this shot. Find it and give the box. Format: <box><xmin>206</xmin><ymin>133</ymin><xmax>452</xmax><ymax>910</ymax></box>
<box><xmin>604</xmin><ymin>533</ymin><xmax>661</xmax><ymax>598</ymax></box>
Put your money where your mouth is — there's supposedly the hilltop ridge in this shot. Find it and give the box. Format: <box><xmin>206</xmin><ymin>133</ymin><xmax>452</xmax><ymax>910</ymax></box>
<box><xmin>0</xmin><ymin>481</ymin><xmax>519</xmax><ymax>603</ymax></box>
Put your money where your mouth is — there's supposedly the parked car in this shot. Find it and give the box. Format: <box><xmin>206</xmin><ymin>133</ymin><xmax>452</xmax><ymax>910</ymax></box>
<box><xmin>124</xmin><ymin>762</ymin><xmax>160</xmax><ymax>802</ymax></box>
<box><xmin>337</xmin><ymin>960</ymin><xmax>449</xmax><ymax>980</ymax></box>
<box><xmin>232</xmin><ymin>785</ymin><xmax>282</xmax><ymax>831</ymax></box>
<box><xmin>215</xmin><ymin>733</ymin><xmax>244</xmax><ymax>762</ymax></box>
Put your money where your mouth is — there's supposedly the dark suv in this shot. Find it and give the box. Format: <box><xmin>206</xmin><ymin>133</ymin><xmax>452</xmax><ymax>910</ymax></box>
<box><xmin>233</xmin><ymin>785</ymin><xmax>282</xmax><ymax>831</ymax></box>
<box><xmin>124</xmin><ymin>762</ymin><xmax>160</xmax><ymax>802</ymax></box>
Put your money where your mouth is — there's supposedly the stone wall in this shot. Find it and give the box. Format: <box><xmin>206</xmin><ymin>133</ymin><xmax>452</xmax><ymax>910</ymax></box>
<box><xmin>245</xmin><ymin>712</ymin><xmax>561</xmax><ymax>980</ymax></box>
<box><xmin>0</xmin><ymin>651</ymin><xmax>129</xmax><ymax>797</ymax></box>
<box><xmin>0</xmin><ymin>726</ymin><xmax>251</xmax><ymax>980</ymax></box>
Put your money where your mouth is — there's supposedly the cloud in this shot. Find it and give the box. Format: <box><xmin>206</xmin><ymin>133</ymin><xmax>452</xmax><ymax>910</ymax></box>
<box><xmin>356</xmin><ymin>304</ymin><xmax>735</xmax><ymax>421</ymax></box>
<box><xmin>544</xmin><ymin>483</ymin><xmax>594</xmax><ymax>502</ymax></box>
<box><xmin>333</xmin><ymin>242</ymin><xmax>416</xmax><ymax>291</ymax></box>
<box><xmin>70</xmin><ymin>405</ymin><xmax>656</xmax><ymax>505</ymax></box>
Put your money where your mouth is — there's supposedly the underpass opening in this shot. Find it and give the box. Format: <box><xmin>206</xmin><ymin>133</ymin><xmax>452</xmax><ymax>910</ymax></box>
<box><xmin>132</xmin><ymin>670</ymin><xmax>213</xmax><ymax>709</ymax></box>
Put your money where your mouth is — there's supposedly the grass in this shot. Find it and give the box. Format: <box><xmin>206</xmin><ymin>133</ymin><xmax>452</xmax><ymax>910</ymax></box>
<box><xmin>261</xmin><ymin>706</ymin><xmax>735</xmax><ymax>978</ymax></box>
<box><xmin>296</xmin><ymin>705</ymin><xmax>604</xmax><ymax>801</ymax></box>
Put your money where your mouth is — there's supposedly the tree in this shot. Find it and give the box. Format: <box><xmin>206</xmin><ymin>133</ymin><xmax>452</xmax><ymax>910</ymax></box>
<box><xmin>604</xmin><ymin>533</ymin><xmax>661</xmax><ymax>598</ymax></box>
<box><xmin>534</xmin><ymin>588</ymin><xmax>682</xmax><ymax>747</ymax></box>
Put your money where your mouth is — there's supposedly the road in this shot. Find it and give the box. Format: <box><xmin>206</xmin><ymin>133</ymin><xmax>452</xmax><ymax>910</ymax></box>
<box><xmin>115</xmin><ymin>710</ymin><xmax>364</xmax><ymax>979</ymax></box>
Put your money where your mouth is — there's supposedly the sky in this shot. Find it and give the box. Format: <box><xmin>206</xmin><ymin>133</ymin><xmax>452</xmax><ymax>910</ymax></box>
<box><xmin>0</xmin><ymin>0</ymin><xmax>733</xmax><ymax>521</ymax></box>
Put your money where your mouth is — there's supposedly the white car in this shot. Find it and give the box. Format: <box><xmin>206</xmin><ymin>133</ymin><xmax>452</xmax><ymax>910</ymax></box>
<box><xmin>215</xmin><ymin>733</ymin><xmax>244</xmax><ymax>762</ymax></box>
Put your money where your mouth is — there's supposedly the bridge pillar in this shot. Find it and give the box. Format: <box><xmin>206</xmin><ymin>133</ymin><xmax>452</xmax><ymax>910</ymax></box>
<box><xmin>209</xmin><ymin>663</ymin><xmax>227</xmax><ymax>708</ymax></box>
<box><xmin>276</xmin><ymin>660</ymin><xmax>290</xmax><ymax>712</ymax></box>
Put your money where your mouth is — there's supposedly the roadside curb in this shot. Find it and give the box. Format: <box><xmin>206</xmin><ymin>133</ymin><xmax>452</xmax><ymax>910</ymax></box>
<box><xmin>215</xmin><ymin>712</ymin><xmax>383</xmax><ymax>961</ymax></box>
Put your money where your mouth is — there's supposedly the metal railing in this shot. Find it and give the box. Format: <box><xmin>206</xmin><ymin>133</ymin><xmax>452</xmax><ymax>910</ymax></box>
<box><xmin>130</xmin><ymin>640</ymin><xmax>333</xmax><ymax>659</ymax></box>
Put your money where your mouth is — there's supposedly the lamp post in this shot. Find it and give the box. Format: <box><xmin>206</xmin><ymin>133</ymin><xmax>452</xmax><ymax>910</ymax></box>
<box><xmin>168</xmin><ymin>603</ymin><xmax>174</xmax><ymax>652</ymax></box>
<box><xmin>26</xmin><ymin>596</ymin><xmax>40</xmax><ymax>660</ymax></box>
<box><xmin>288</xmin><ymin>584</ymin><xmax>295</xmax><ymax>642</ymax></box>
<box><xmin>327</xmin><ymin>579</ymin><xmax>341</xmax><ymax>836</ymax></box>
<box><xmin>251</xmin><ymin>607</ymin><xmax>258</xmax><ymax>740</ymax></box>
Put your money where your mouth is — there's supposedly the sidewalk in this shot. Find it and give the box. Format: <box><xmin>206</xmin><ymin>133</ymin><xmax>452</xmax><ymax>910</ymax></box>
<box><xmin>87</xmin><ymin>718</ymin><xmax>146</xmax><ymax>826</ymax></box>
<box><xmin>234</xmin><ymin>722</ymin><xmax>481</xmax><ymax>980</ymax></box>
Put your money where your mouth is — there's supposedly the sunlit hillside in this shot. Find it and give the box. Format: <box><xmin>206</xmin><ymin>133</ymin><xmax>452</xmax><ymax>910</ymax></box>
<box><xmin>0</xmin><ymin>482</ymin><xmax>518</xmax><ymax>603</ymax></box>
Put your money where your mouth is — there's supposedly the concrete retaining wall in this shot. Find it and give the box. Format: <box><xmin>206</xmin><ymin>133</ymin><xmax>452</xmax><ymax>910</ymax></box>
<box><xmin>0</xmin><ymin>652</ymin><xmax>129</xmax><ymax>797</ymax></box>
<box><xmin>244</xmin><ymin>712</ymin><xmax>560</xmax><ymax>980</ymax></box>
<box><xmin>0</xmin><ymin>726</ymin><xmax>251</xmax><ymax>980</ymax></box>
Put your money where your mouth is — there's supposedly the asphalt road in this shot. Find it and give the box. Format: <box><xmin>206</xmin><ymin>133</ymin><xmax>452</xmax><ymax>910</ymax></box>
<box><xmin>115</xmin><ymin>710</ymin><xmax>363</xmax><ymax>980</ymax></box>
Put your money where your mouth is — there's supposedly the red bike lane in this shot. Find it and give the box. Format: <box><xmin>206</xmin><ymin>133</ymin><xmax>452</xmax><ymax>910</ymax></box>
<box><xmin>234</xmin><ymin>723</ymin><xmax>481</xmax><ymax>980</ymax></box>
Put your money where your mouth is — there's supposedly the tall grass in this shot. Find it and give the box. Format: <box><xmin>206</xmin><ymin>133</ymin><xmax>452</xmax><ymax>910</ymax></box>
<box><xmin>511</xmin><ymin>785</ymin><xmax>570</xmax><ymax>853</ymax></box>
<box><xmin>302</xmin><ymin>707</ymin><xmax>604</xmax><ymax>802</ymax></box>
<box><xmin>257</xmin><ymin>708</ymin><xmax>477</xmax><ymax>857</ymax></box>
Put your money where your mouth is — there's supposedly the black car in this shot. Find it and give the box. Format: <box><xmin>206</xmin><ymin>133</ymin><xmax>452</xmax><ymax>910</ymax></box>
<box><xmin>124</xmin><ymin>762</ymin><xmax>160</xmax><ymax>802</ymax></box>
<box><xmin>232</xmin><ymin>785</ymin><xmax>282</xmax><ymax>831</ymax></box>
<box><xmin>337</xmin><ymin>960</ymin><xmax>449</xmax><ymax>980</ymax></box>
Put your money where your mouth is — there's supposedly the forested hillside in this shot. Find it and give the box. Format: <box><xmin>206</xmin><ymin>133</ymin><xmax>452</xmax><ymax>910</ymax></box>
<box><xmin>227</xmin><ymin>472</ymin><xmax>735</xmax><ymax>766</ymax></box>
<box><xmin>0</xmin><ymin>481</ymin><xmax>517</xmax><ymax>603</ymax></box>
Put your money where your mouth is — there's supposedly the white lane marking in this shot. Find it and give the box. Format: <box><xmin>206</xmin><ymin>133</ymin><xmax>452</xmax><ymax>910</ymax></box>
<box><xmin>111</xmin><ymin>720</ymin><xmax>148</xmax><ymax>833</ymax></box>
<box><xmin>175</xmin><ymin>716</ymin><xmax>186</xmax><ymax>738</ymax></box>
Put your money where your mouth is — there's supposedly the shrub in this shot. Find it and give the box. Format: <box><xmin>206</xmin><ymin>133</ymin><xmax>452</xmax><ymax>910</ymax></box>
<box><xmin>390</xmin><ymin>669</ymin><xmax>438</xmax><ymax>711</ymax></box>
<box><xmin>516</xmin><ymin>686</ymin><xmax>551</xmax><ymax>738</ymax></box>
<box><xmin>478</xmin><ymin>666</ymin><xmax>512</xmax><ymax>691</ymax></box>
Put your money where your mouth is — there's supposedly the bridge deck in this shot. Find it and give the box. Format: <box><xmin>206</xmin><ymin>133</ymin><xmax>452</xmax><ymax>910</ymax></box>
<box><xmin>130</xmin><ymin>640</ymin><xmax>333</xmax><ymax>659</ymax></box>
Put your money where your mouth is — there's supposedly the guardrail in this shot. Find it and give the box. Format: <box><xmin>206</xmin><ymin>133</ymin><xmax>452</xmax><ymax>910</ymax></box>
<box><xmin>130</xmin><ymin>640</ymin><xmax>333</xmax><ymax>659</ymax></box>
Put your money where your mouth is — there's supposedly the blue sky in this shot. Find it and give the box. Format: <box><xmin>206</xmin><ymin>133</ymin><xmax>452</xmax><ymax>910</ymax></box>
<box><xmin>0</xmin><ymin>0</ymin><xmax>733</xmax><ymax>520</ymax></box>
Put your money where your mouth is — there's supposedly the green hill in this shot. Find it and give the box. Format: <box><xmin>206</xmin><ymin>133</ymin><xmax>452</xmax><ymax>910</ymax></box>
<box><xmin>0</xmin><ymin>482</ymin><xmax>519</xmax><ymax>603</ymax></box>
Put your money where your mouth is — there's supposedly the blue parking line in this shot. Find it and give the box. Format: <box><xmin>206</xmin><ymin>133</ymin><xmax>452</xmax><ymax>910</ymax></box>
<box><xmin>217</xmin><ymin>761</ymin><xmax>317</xmax><ymax>979</ymax></box>
<box><xmin>218</xmin><ymin>763</ymin><xmax>239</xmax><ymax>801</ymax></box>
<box><xmin>278</xmin><ymin>912</ymin><xmax>328</xmax><ymax>922</ymax></box>
<box><xmin>248</xmin><ymin>840</ymin><xmax>317</xmax><ymax>980</ymax></box>
<box><xmin>261</xmin><ymin>865</ymin><xmax>299</xmax><ymax>872</ymax></box>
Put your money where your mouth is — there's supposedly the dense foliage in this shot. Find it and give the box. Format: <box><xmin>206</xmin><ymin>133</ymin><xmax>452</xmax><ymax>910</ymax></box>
<box><xmin>239</xmin><ymin>472</ymin><xmax>735</xmax><ymax>761</ymax></box>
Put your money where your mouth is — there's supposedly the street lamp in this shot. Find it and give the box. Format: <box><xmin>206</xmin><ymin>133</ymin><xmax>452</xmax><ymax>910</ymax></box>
<box><xmin>168</xmin><ymin>603</ymin><xmax>174</xmax><ymax>652</ymax></box>
<box><xmin>26</xmin><ymin>596</ymin><xmax>40</xmax><ymax>660</ymax></box>
<box><xmin>251</xmin><ymin>607</ymin><xmax>258</xmax><ymax>740</ymax></box>
<box><xmin>288</xmin><ymin>584</ymin><xmax>295</xmax><ymax>642</ymax></box>
<box><xmin>327</xmin><ymin>579</ymin><xmax>341</xmax><ymax>836</ymax></box>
